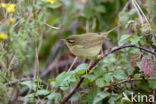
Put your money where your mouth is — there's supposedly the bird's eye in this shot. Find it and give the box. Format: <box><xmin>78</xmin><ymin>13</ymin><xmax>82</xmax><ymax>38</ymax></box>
<box><xmin>67</xmin><ymin>39</ymin><xmax>75</xmax><ymax>44</ymax></box>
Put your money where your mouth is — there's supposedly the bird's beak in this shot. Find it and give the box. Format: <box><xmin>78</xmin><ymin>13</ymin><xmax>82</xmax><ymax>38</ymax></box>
<box><xmin>61</xmin><ymin>39</ymin><xmax>66</xmax><ymax>42</ymax></box>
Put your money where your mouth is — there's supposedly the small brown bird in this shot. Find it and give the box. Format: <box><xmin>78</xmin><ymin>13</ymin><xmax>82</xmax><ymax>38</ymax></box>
<box><xmin>63</xmin><ymin>27</ymin><xmax>116</xmax><ymax>60</ymax></box>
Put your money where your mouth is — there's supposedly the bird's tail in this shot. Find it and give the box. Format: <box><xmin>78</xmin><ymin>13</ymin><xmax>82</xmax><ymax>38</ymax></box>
<box><xmin>100</xmin><ymin>27</ymin><xmax>117</xmax><ymax>38</ymax></box>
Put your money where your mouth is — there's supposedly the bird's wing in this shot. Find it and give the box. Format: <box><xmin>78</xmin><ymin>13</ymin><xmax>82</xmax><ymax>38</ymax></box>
<box><xmin>77</xmin><ymin>34</ymin><xmax>103</xmax><ymax>48</ymax></box>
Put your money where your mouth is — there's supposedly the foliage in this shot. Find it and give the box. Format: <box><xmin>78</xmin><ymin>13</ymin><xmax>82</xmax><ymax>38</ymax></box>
<box><xmin>0</xmin><ymin>0</ymin><xmax>156</xmax><ymax>103</ymax></box>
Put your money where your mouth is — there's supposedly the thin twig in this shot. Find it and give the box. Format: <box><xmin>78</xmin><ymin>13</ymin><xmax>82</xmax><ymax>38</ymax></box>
<box><xmin>131</xmin><ymin>0</ymin><xmax>143</xmax><ymax>25</ymax></box>
<box><xmin>33</xmin><ymin>38</ymin><xmax>40</xmax><ymax>79</ymax></box>
<box><xmin>122</xmin><ymin>0</ymin><xmax>130</xmax><ymax>11</ymax></box>
<box><xmin>35</xmin><ymin>47</ymin><xmax>40</xmax><ymax>79</ymax></box>
<box><xmin>44</xmin><ymin>22</ymin><xmax>61</xmax><ymax>30</ymax></box>
<box><xmin>109</xmin><ymin>44</ymin><xmax>156</xmax><ymax>57</ymax></box>
<box><xmin>60</xmin><ymin>44</ymin><xmax>156</xmax><ymax>104</ymax></box>
<box><xmin>134</xmin><ymin>0</ymin><xmax>150</xmax><ymax>25</ymax></box>
<box><xmin>68</xmin><ymin>57</ymin><xmax>78</xmax><ymax>72</ymax></box>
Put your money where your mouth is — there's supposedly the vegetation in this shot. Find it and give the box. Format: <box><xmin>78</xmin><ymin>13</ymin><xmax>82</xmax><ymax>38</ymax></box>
<box><xmin>0</xmin><ymin>0</ymin><xmax>156</xmax><ymax>104</ymax></box>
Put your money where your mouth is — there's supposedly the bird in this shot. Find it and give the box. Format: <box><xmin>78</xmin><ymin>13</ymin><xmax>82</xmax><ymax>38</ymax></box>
<box><xmin>62</xmin><ymin>27</ymin><xmax>116</xmax><ymax>73</ymax></box>
<box><xmin>62</xmin><ymin>27</ymin><xmax>116</xmax><ymax>60</ymax></box>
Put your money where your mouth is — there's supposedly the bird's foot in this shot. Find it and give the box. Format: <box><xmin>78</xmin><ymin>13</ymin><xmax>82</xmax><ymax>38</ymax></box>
<box><xmin>86</xmin><ymin>62</ymin><xmax>92</xmax><ymax>74</ymax></box>
<box><xmin>97</xmin><ymin>50</ymin><xmax>104</xmax><ymax>59</ymax></box>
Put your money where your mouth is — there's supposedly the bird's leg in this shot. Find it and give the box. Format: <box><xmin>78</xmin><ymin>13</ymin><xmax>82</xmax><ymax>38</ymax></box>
<box><xmin>98</xmin><ymin>49</ymin><xmax>104</xmax><ymax>59</ymax></box>
<box><xmin>86</xmin><ymin>61</ymin><xmax>92</xmax><ymax>74</ymax></box>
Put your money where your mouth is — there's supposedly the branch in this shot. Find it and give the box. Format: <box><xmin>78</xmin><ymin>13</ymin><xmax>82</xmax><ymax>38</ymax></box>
<box><xmin>108</xmin><ymin>44</ymin><xmax>156</xmax><ymax>57</ymax></box>
<box><xmin>60</xmin><ymin>44</ymin><xmax>156</xmax><ymax>104</ymax></box>
<box><xmin>104</xmin><ymin>78</ymin><xmax>156</xmax><ymax>88</ymax></box>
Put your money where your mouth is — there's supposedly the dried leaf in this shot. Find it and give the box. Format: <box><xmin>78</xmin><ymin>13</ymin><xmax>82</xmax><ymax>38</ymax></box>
<box><xmin>140</xmin><ymin>56</ymin><xmax>156</xmax><ymax>76</ymax></box>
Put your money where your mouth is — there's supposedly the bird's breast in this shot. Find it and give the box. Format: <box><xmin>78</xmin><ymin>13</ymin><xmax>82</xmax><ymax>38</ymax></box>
<box><xmin>70</xmin><ymin>44</ymin><xmax>102</xmax><ymax>59</ymax></box>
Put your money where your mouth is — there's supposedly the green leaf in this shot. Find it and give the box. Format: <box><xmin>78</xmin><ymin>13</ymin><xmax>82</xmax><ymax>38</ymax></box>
<box><xmin>93</xmin><ymin>67</ymin><xmax>105</xmax><ymax>77</ymax></box>
<box><xmin>47</xmin><ymin>92</ymin><xmax>62</xmax><ymax>101</ymax></box>
<box><xmin>128</xmin><ymin>9</ymin><xmax>136</xmax><ymax>15</ymax></box>
<box><xmin>94</xmin><ymin>5</ymin><xmax>106</xmax><ymax>13</ymax></box>
<box><xmin>93</xmin><ymin>91</ymin><xmax>110</xmax><ymax>104</ymax></box>
<box><xmin>119</xmin><ymin>34</ymin><xmax>141</xmax><ymax>45</ymax></box>
<box><xmin>126</xmin><ymin>64</ymin><xmax>135</xmax><ymax>75</ymax></box>
<box><xmin>104</xmin><ymin>73</ymin><xmax>113</xmax><ymax>82</ymax></box>
<box><xmin>84</xmin><ymin>7</ymin><xmax>94</xmax><ymax>19</ymax></box>
<box><xmin>128</xmin><ymin>48</ymin><xmax>140</xmax><ymax>53</ymax></box>
<box><xmin>125</xmin><ymin>20</ymin><xmax>135</xmax><ymax>28</ymax></box>
<box><xmin>108</xmin><ymin>97</ymin><xmax>116</xmax><ymax>104</ymax></box>
<box><xmin>49</xmin><ymin>79</ymin><xmax>56</xmax><ymax>86</ymax></box>
<box><xmin>149</xmin><ymin>74</ymin><xmax>156</xmax><ymax>88</ymax></box>
<box><xmin>55</xmin><ymin>72</ymin><xmax>76</xmax><ymax>90</ymax></box>
<box><xmin>36</xmin><ymin>90</ymin><xmax>49</xmax><ymax>96</ymax></box>
<box><xmin>140</xmin><ymin>37</ymin><xmax>147</xmax><ymax>45</ymax></box>
<box><xmin>119</xmin><ymin>12</ymin><xmax>129</xmax><ymax>22</ymax></box>
<box><xmin>102</xmin><ymin>54</ymin><xmax>116</xmax><ymax>67</ymax></box>
<box><xmin>85</xmin><ymin>74</ymin><xmax>96</xmax><ymax>81</ymax></box>
<box><xmin>119</xmin><ymin>34</ymin><xmax>133</xmax><ymax>46</ymax></box>
<box><xmin>134</xmin><ymin>74</ymin><xmax>142</xmax><ymax>78</ymax></box>
<box><xmin>108</xmin><ymin>94</ymin><xmax>122</xmax><ymax>104</ymax></box>
<box><xmin>21</xmin><ymin>80</ymin><xmax>36</xmax><ymax>90</ymax></box>
<box><xmin>149</xmin><ymin>80</ymin><xmax>156</xmax><ymax>89</ymax></box>
<box><xmin>25</xmin><ymin>93</ymin><xmax>34</xmax><ymax>98</ymax></box>
<box><xmin>130</xmin><ymin>35</ymin><xmax>141</xmax><ymax>45</ymax></box>
<box><xmin>73</xmin><ymin>63</ymin><xmax>88</xmax><ymax>75</ymax></box>
<box><xmin>121</xmin><ymin>34</ymin><xmax>132</xmax><ymax>41</ymax></box>
<box><xmin>55</xmin><ymin>72</ymin><xmax>70</xmax><ymax>89</ymax></box>
<box><xmin>113</xmin><ymin>70</ymin><xmax>128</xmax><ymax>80</ymax></box>
<box><xmin>96</xmin><ymin>78</ymin><xmax>106</xmax><ymax>87</ymax></box>
<box><xmin>81</xmin><ymin>88</ymin><xmax>97</xmax><ymax>104</ymax></box>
